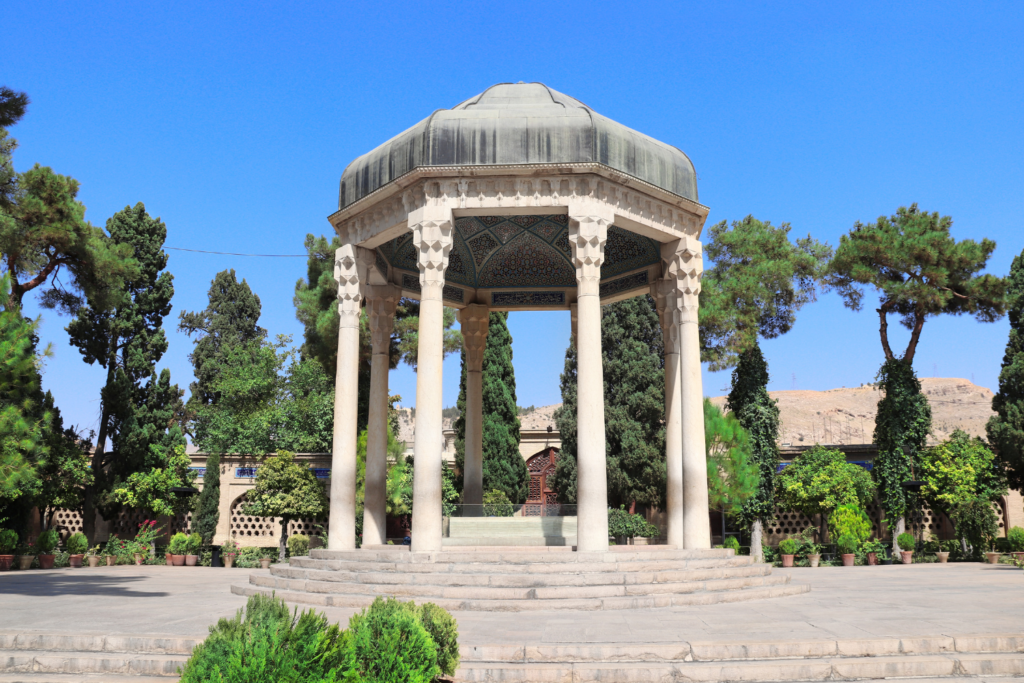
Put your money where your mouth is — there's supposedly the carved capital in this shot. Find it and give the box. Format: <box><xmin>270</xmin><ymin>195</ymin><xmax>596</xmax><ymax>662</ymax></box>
<box><xmin>458</xmin><ymin>304</ymin><xmax>490</xmax><ymax>372</ymax></box>
<box><xmin>568</xmin><ymin>215</ymin><xmax>609</xmax><ymax>295</ymax></box>
<box><xmin>651</xmin><ymin>279</ymin><xmax>684</xmax><ymax>350</ymax></box>
<box><xmin>412</xmin><ymin>219</ymin><xmax>453</xmax><ymax>300</ymax></box>
<box><xmin>660</xmin><ymin>237</ymin><xmax>703</xmax><ymax>323</ymax></box>
<box><xmin>365</xmin><ymin>285</ymin><xmax>400</xmax><ymax>354</ymax></box>
<box><xmin>334</xmin><ymin>244</ymin><xmax>369</xmax><ymax>328</ymax></box>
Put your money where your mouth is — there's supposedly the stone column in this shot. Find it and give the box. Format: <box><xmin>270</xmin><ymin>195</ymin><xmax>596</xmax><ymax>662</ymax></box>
<box><xmin>663</xmin><ymin>239</ymin><xmax>711</xmax><ymax>549</ymax></box>
<box><xmin>653</xmin><ymin>279</ymin><xmax>684</xmax><ymax>549</ymax></box>
<box><xmin>410</xmin><ymin>217</ymin><xmax>454</xmax><ymax>552</ymax></box>
<box><xmin>328</xmin><ymin>244</ymin><xmax>369</xmax><ymax>550</ymax></box>
<box><xmin>569</xmin><ymin>215</ymin><xmax>609</xmax><ymax>553</ymax></box>
<box><xmin>458</xmin><ymin>304</ymin><xmax>489</xmax><ymax>510</ymax></box>
<box><xmin>362</xmin><ymin>285</ymin><xmax>399</xmax><ymax>547</ymax></box>
<box><xmin>569</xmin><ymin>303</ymin><xmax>578</xmax><ymax>340</ymax></box>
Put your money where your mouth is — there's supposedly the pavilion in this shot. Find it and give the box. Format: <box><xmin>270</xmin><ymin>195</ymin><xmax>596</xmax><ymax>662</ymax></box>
<box><xmin>326</xmin><ymin>82</ymin><xmax>711</xmax><ymax>554</ymax></box>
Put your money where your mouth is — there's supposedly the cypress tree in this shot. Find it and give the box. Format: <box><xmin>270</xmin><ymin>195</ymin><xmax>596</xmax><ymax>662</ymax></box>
<box><xmin>480</xmin><ymin>312</ymin><xmax>527</xmax><ymax>503</ymax></box>
<box><xmin>192</xmin><ymin>452</ymin><xmax>221</xmax><ymax>544</ymax></box>
<box><xmin>453</xmin><ymin>348</ymin><xmax>468</xmax><ymax>492</ymax></box>
<box><xmin>726</xmin><ymin>342</ymin><xmax>780</xmax><ymax>562</ymax></box>
<box><xmin>988</xmin><ymin>248</ymin><xmax>1024</xmax><ymax>489</ymax></box>
<box><xmin>550</xmin><ymin>341</ymin><xmax>578</xmax><ymax>504</ymax></box>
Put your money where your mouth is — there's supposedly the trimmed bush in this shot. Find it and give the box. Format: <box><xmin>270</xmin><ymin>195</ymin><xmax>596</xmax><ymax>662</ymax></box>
<box><xmin>723</xmin><ymin>536</ymin><xmax>741</xmax><ymax>553</ymax></box>
<box><xmin>896</xmin><ymin>532</ymin><xmax>916</xmax><ymax>552</ymax></box>
<box><xmin>0</xmin><ymin>529</ymin><xmax>19</xmax><ymax>554</ymax></box>
<box><xmin>344</xmin><ymin>597</ymin><xmax>439</xmax><ymax>683</ymax></box>
<box><xmin>66</xmin><ymin>532</ymin><xmax>88</xmax><ymax>555</ymax></box>
<box><xmin>417</xmin><ymin>602</ymin><xmax>460</xmax><ymax>676</ymax></box>
<box><xmin>482</xmin><ymin>489</ymin><xmax>513</xmax><ymax>517</ymax></box>
<box><xmin>836</xmin><ymin>534</ymin><xmax>859</xmax><ymax>555</ymax></box>
<box><xmin>35</xmin><ymin>529</ymin><xmax>58</xmax><ymax>554</ymax></box>
<box><xmin>287</xmin><ymin>534</ymin><xmax>310</xmax><ymax>558</ymax></box>
<box><xmin>1008</xmin><ymin>526</ymin><xmax>1024</xmax><ymax>552</ymax></box>
<box><xmin>778</xmin><ymin>538</ymin><xmax>800</xmax><ymax>555</ymax></box>
<box><xmin>168</xmin><ymin>533</ymin><xmax>189</xmax><ymax>555</ymax></box>
<box><xmin>186</xmin><ymin>533</ymin><xmax>202</xmax><ymax>555</ymax></box>
<box><xmin>828</xmin><ymin>504</ymin><xmax>872</xmax><ymax>545</ymax></box>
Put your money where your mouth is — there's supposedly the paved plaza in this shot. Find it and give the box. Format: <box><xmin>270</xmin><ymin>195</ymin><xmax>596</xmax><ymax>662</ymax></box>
<box><xmin>0</xmin><ymin>563</ymin><xmax>1020</xmax><ymax>645</ymax></box>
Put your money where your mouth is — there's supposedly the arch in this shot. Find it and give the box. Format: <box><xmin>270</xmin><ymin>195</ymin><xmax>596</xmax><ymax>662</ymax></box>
<box><xmin>524</xmin><ymin>447</ymin><xmax>560</xmax><ymax>517</ymax></box>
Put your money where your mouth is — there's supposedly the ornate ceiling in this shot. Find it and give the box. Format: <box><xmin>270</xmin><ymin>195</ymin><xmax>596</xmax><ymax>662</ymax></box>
<box><xmin>376</xmin><ymin>215</ymin><xmax>661</xmax><ymax>293</ymax></box>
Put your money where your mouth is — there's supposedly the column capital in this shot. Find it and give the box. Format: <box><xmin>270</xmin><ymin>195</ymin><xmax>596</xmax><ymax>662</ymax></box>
<box><xmin>458</xmin><ymin>304</ymin><xmax>490</xmax><ymax>372</ymax></box>
<box><xmin>412</xmin><ymin>219</ymin><xmax>454</xmax><ymax>300</ymax></box>
<box><xmin>334</xmin><ymin>244</ymin><xmax>371</xmax><ymax>328</ymax></box>
<box><xmin>365</xmin><ymin>284</ymin><xmax>400</xmax><ymax>355</ymax></box>
<box><xmin>660</xmin><ymin>237</ymin><xmax>703</xmax><ymax>323</ymax></box>
<box><xmin>651</xmin><ymin>279</ymin><xmax>683</xmax><ymax>350</ymax></box>
<box><xmin>568</xmin><ymin>215</ymin><xmax>610</xmax><ymax>295</ymax></box>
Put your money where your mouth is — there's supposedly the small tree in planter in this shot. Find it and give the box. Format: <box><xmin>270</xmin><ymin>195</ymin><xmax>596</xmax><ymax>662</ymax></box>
<box><xmin>950</xmin><ymin>499</ymin><xmax>999</xmax><ymax>561</ymax></box>
<box><xmin>778</xmin><ymin>538</ymin><xmax>800</xmax><ymax>567</ymax></box>
<box><xmin>0</xmin><ymin>529</ymin><xmax>17</xmax><ymax>570</ymax></box>
<box><xmin>242</xmin><ymin>451</ymin><xmax>327</xmax><ymax>563</ymax></box>
<box><xmin>1008</xmin><ymin>526</ymin><xmax>1024</xmax><ymax>563</ymax></box>
<box><xmin>168</xmin><ymin>532</ymin><xmax>189</xmax><ymax>566</ymax></box>
<box><xmin>836</xmin><ymin>534</ymin><xmax>859</xmax><ymax>566</ymax></box>
<box><xmin>35</xmin><ymin>529</ymin><xmax>59</xmax><ymax>569</ymax></box>
<box><xmin>828</xmin><ymin>504</ymin><xmax>872</xmax><ymax>562</ymax></box>
<box><xmin>186</xmin><ymin>533</ymin><xmax>202</xmax><ymax>566</ymax></box>
<box><xmin>862</xmin><ymin>539</ymin><xmax>887</xmax><ymax>565</ymax></box>
<box><xmin>896</xmin><ymin>531</ymin><xmax>917</xmax><ymax>564</ymax></box>
<box><xmin>220</xmin><ymin>539</ymin><xmax>238</xmax><ymax>568</ymax></box>
<box><xmin>66</xmin><ymin>532</ymin><xmax>88</xmax><ymax>567</ymax></box>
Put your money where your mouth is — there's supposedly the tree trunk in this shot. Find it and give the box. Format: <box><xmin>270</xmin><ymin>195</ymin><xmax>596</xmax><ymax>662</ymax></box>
<box><xmin>82</xmin><ymin>367</ymin><xmax>115</xmax><ymax>546</ymax></box>
<box><xmin>279</xmin><ymin>517</ymin><xmax>290</xmax><ymax>563</ymax></box>
<box><xmin>750</xmin><ymin>518</ymin><xmax>764</xmax><ymax>563</ymax></box>
<box><xmin>892</xmin><ymin>516</ymin><xmax>906</xmax><ymax>557</ymax></box>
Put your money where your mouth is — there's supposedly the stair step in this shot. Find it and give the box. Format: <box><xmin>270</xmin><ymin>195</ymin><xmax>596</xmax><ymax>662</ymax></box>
<box><xmin>0</xmin><ymin>635</ymin><xmax>197</xmax><ymax>656</ymax></box>
<box><xmin>309</xmin><ymin>548</ymin><xmax>731</xmax><ymax>564</ymax></box>
<box><xmin>289</xmin><ymin>556</ymin><xmax>756</xmax><ymax>574</ymax></box>
<box><xmin>0</xmin><ymin>675</ymin><xmax>177</xmax><ymax>682</ymax></box>
<box><xmin>0</xmin><ymin>651</ymin><xmax>186</xmax><ymax>677</ymax></box>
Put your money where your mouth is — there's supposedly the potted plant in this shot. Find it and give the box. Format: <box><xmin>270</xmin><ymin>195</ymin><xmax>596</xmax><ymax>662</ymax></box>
<box><xmin>778</xmin><ymin>538</ymin><xmax>799</xmax><ymax>567</ymax></box>
<box><xmin>102</xmin><ymin>537</ymin><xmax>121</xmax><ymax>566</ymax></box>
<box><xmin>35</xmin><ymin>529</ymin><xmax>59</xmax><ymax>569</ymax></box>
<box><xmin>897</xmin><ymin>532</ymin><xmax>916</xmax><ymax>564</ymax></box>
<box><xmin>16</xmin><ymin>540</ymin><xmax>35</xmax><ymax>570</ymax></box>
<box><xmin>221</xmin><ymin>539</ymin><xmax>238</xmax><ymax>568</ymax></box>
<box><xmin>837</xmin><ymin>534</ymin><xmax>859</xmax><ymax>566</ymax></box>
<box><xmin>131</xmin><ymin>521</ymin><xmax>163</xmax><ymax>565</ymax></box>
<box><xmin>86</xmin><ymin>545</ymin><xmax>102</xmax><ymax>568</ymax></box>
<box><xmin>0</xmin><ymin>529</ymin><xmax>17</xmax><ymax>571</ymax></box>
<box><xmin>185</xmin><ymin>533</ymin><xmax>202</xmax><ymax>566</ymax></box>
<box><xmin>1008</xmin><ymin>526</ymin><xmax>1024</xmax><ymax>564</ymax></box>
<box><xmin>66</xmin><ymin>532</ymin><xmax>88</xmax><ymax>568</ymax></box>
<box><xmin>259</xmin><ymin>550</ymin><xmax>273</xmax><ymax>569</ymax></box>
<box><xmin>797</xmin><ymin>529</ymin><xmax>821</xmax><ymax>567</ymax></box>
<box><xmin>168</xmin><ymin>532</ymin><xmax>188</xmax><ymax>566</ymax></box>
<box><xmin>862</xmin><ymin>539</ymin><xmax>886</xmax><ymax>565</ymax></box>
<box><xmin>935</xmin><ymin>539</ymin><xmax>955</xmax><ymax>563</ymax></box>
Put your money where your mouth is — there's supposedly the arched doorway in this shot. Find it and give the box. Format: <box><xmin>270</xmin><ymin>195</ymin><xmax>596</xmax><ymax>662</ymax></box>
<box><xmin>524</xmin><ymin>447</ymin><xmax>559</xmax><ymax>516</ymax></box>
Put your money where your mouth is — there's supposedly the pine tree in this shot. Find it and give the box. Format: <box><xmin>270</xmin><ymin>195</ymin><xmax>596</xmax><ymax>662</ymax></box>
<box><xmin>550</xmin><ymin>341</ymin><xmax>578</xmax><ymax>504</ymax></box>
<box><xmin>192</xmin><ymin>452</ymin><xmax>221</xmax><ymax>544</ymax></box>
<box><xmin>726</xmin><ymin>342</ymin><xmax>780</xmax><ymax>562</ymax></box>
<box><xmin>479</xmin><ymin>312</ymin><xmax>528</xmax><ymax>503</ymax></box>
<box><xmin>988</xmin><ymin>248</ymin><xmax>1024</xmax><ymax>489</ymax></box>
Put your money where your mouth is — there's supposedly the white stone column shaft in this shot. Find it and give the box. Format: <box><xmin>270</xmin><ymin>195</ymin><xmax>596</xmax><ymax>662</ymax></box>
<box><xmin>328</xmin><ymin>245</ymin><xmax>369</xmax><ymax>550</ymax></box>
<box><xmin>362</xmin><ymin>286</ymin><xmax>399</xmax><ymax>547</ymax></box>
<box><xmin>653</xmin><ymin>280</ymin><xmax>684</xmax><ymax>549</ymax></box>
<box><xmin>459</xmin><ymin>305</ymin><xmax>489</xmax><ymax>509</ymax></box>
<box><xmin>410</xmin><ymin>218</ymin><xmax>454</xmax><ymax>552</ymax></box>
<box><xmin>570</xmin><ymin>215</ymin><xmax>609</xmax><ymax>553</ymax></box>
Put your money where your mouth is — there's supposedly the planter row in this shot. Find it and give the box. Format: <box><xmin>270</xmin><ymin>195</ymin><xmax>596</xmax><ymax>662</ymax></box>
<box><xmin>780</xmin><ymin>550</ymin><xmax>1024</xmax><ymax>567</ymax></box>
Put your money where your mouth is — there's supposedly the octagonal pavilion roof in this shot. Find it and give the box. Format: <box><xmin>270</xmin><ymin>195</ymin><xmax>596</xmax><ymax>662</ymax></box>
<box><xmin>339</xmin><ymin>82</ymin><xmax>697</xmax><ymax>209</ymax></box>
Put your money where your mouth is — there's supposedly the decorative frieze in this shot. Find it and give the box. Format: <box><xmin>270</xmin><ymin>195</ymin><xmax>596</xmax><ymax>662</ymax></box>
<box><xmin>600</xmin><ymin>270</ymin><xmax>649</xmax><ymax>299</ymax></box>
<box><xmin>491</xmin><ymin>291</ymin><xmax>566</xmax><ymax>307</ymax></box>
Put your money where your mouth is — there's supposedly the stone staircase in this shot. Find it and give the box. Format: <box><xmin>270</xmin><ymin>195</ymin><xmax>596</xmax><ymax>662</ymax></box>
<box><xmin>231</xmin><ymin>545</ymin><xmax>809</xmax><ymax>611</ymax></box>
<box><xmin>0</xmin><ymin>632</ymin><xmax>195</xmax><ymax>681</ymax></box>
<box><xmin>443</xmin><ymin>515</ymin><xmax>577</xmax><ymax>546</ymax></box>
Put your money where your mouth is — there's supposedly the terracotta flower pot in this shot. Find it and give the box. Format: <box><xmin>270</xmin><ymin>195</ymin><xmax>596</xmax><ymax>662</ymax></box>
<box><xmin>165</xmin><ymin>553</ymin><xmax>174</xmax><ymax>566</ymax></box>
<box><xmin>841</xmin><ymin>553</ymin><xmax>855</xmax><ymax>566</ymax></box>
<box><xmin>88</xmin><ymin>556</ymin><xmax>100</xmax><ymax>568</ymax></box>
<box><xmin>68</xmin><ymin>554</ymin><xmax>84</xmax><ymax>568</ymax></box>
<box><xmin>1012</xmin><ymin>551</ymin><xmax>1024</xmax><ymax>564</ymax></box>
<box><xmin>134</xmin><ymin>553</ymin><xmax>144</xmax><ymax>566</ymax></box>
<box><xmin>0</xmin><ymin>555</ymin><xmax>13</xmax><ymax>571</ymax></box>
<box><xmin>807</xmin><ymin>553</ymin><xmax>820</xmax><ymax>568</ymax></box>
<box><xmin>171</xmin><ymin>554</ymin><xmax>185</xmax><ymax>566</ymax></box>
<box><xmin>900</xmin><ymin>550</ymin><xmax>913</xmax><ymax>564</ymax></box>
<box><xmin>633</xmin><ymin>537</ymin><xmax>651</xmax><ymax>546</ymax></box>
<box><xmin>936</xmin><ymin>551</ymin><xmax>949</xmax><ymax>563</ymax></box>
<box><xmin>781</xmin><ymin>554</ymin><xmax>794</xmax><ymax>567</ymax></box>
<box><xmin>867</xmin><ymin>552</ymin><xmax>878</xmax><ymax>565</ymax></box>
<box><xmin>985</xmin><ymin>552</ymin><xmax>1002</xmax><ymax>565</ymax></box>
<box><xmin>18</xmin><ymin>555</ymin><xmax>35</xmax><ymax>570</ymax></box>
<box><xmin>259</xmin><ymin>558</ymin><xmax>271</xmax><ymax>569</ymax></box>
<box><xmin>38</xmin><ymin>554</ymin><xmax>55</xmax><ymax>569</ymax></box>
<box><xmin>105</xmin><ymin>555</ymin><xmax>116</xmax><ymax>566</ymax></box>
<box><xmin>223</xmin><ymin>555</ymin><xmax>234</xmax><ymax>568</ymax></box>
<box><xmin>185</xmin><ymin>555</ymin><xmax>198</xmax><ymax>567</ymax></box>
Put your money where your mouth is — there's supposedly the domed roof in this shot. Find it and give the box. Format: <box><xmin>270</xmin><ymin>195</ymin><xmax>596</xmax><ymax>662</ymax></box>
<box><xmin>339</xmin><ymin>82</ymin><xmax>697</xmax><ymax>209</ymax></box>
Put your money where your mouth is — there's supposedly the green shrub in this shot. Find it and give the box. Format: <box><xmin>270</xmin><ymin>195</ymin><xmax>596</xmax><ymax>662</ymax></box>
<box><xmin>287</xmin><ymin>534</ymin><xmax>309</xmax><ymax>558</ymax></box>
<box><xmin>951</xmin><ymin>499</ymin><xmax>998</xmax><ymax>557</ymax></box>
<box><xmin>35</xmin><ymin>529</ymin><xmax>58</xmax><ymax>554</ymax></box>
<box><xmin>66</xmin><ymin>532</ymin><xmax>88</xmax><ymax>555</ymax></box>
<box><xmin>344</xmin><ymin>597</ymin><xmax>439</xmax><ymax>683</ymax></box>
<box><xmin>828</xmin><ymin>504</ymin><xmax>872</xmax><ymax>545</ymax></box>
<box><xmin>0</xmin><ymin>529</ymin><xmax>18</xmax><ymax>554</ymax></box>
<box><xmin>723</xmin><ymin>536</ymin><xmax>741</xmax><ymax>553</ymax></box>
<box><xmin>778</xmin><ymin>538</ymin><xmax>800</xmax><ymax>555</ymax></box>
<box><xmin>608</xmin><ymin>506</ymin><xmax>659</xmax><ymax>538</ymax></box>
<box><xmin>186</xmin><ymin>533</ymin><xmax>202</xmax><ymax>555</ymax></box>
<box><xmin>235</xmin><ymin>547</ymin><xmax>271</xmax><ymax>569</ymax></box>
<box><xmin>836</xmin><ymin>534</ymin><xmax>859</xmax><ymax>554</ymax></box>
<box><xmin>417</xmin><ymin>602</ymin><xmax>460</xmax><ymax>676</ymax></box>
<box><xmin>168</xmin><ymin>532</ymin><xmax>189</xmax><ymax>555</ymax></box>
<box><xmin>482</xmin><ymin>490</ymin><xmax>513</xmax><ymax>517</ymax></box>
<box><xmin>861</xmin><ymin>539</ymin><xmax>887</xmax><ymax>555</ymax></box>
<box><xmin>1006</xmin><ymin>526</ymin><xmax>1024</xmax><ymax>552</ymax></box>
<box><xmin>896</xmin><ymin>532</ymin><xmax>916</xmax><ymax>552</ymax></box>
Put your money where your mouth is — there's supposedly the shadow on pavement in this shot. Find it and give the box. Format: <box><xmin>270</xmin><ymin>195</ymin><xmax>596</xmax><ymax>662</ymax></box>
<box><xmin>0</xmin><ymin>573</ymin><xmax>169</xmax><ymax>598</ymax></box>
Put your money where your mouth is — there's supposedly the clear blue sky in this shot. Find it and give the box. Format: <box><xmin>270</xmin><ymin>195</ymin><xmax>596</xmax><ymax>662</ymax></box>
<box><xmin>6</xmin><ymin>2</ymin><xmax>1023</xmax><ymax>434</ymax></box>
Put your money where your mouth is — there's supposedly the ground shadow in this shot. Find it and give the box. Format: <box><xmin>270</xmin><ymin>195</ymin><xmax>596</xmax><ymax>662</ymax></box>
<box><xmin>0</xmin><ymin>573</ymin><xmax>169</xmax><ymax>598</ymax></box>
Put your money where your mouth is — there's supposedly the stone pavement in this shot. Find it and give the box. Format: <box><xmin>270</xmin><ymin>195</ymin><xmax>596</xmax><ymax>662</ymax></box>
<box><xmin>0</xmin><ymin>562</ymin><xmax>1021</xmax><ymax>644</ymax></box>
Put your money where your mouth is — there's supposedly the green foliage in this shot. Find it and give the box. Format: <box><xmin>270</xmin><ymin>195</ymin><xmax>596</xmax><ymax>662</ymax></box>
<box><xmin>608</xmin><ymin>506</ymin><xmax>659</xmax><ymax>538</ymax></box>
<box><xmin>0</xmin><ymin>528</ymin><xmax>16</xmax><ymax>553</ymax></box>
<box><xmin>836</xmin><ymin>534</ymin><xmax>859</xmax><ymax>555</ymax></box>
<box><xmin>187</xmin><ymin>533</ymin><xmax>202</xmax><ymax>555</ymax></box>
<box><xmin>242</xmin><ymin>451</ymin><xmax>327</xmax><ymax>562</ymax></box>
<box><xmin>344</xmin><ymin>597</ymin><xmax>440</xmax><ymax>683</ymax></box>
<box><xmin>989</xmin><ymin>247</ymin><xmax>1024</xmax><ymax>490</ymax></box>
<box><xmin>28</xmin><ymin>392</ymin><xmax>93</xmax><ymax>530</ymax></box>
<box><xmin>778</xmin><ymin>538</ymin><xmax>800</xmax><ymax>555</ymax></box>
<box><xmin>828</xmin><ymin>504</ymin><xmax>872</xmax><ymax>544</ymax></box>
<box><xmin>168</xmin><ymin>532</ymin><xmax>188</xmax><ymax>555</ymax></box>
<box><xmin>723</xmin><ymin>536</ymin><xmax>741</xmax><ymax>553</ymax></box>
<box><xmin>277</xmin><ymin>357</ymin><xmax>334</xmax><ymax>453</ymax></box>
<box><xmin>874</xmin><ymin>358</ymin><xmax>932</xmax><ymax>530</ymax></box>
<box><xmin>482</xmin><ymin>489</ymin><xmax>513</xmax><ymax>517</ymax></box>
<box><xmin>416</xmin><ymin>602</ymin><xmax>460</xmax><ymax>677</ymax></box>
<box><xmin>726</xmin><ymin>344</ymin><xmax>780</xmax><ymax>529</ymax></box>
<box><xmin>861</xmin><ymin>539</ymin><xmax>887</xmax><ymax>555</ymax></box>
<box><xmin>1006</xmin><ymin>526</ymin><xmax>1024</xmax><ymax>553</ymax></box>
<box><xmin>700</xmin><ymin>215</ymin><xmax>831</xmax><ymax>370</ymax></box>
<box><xmin>441</xmin><ymin>461</ymin><xmax>459</xmax><ymax>517</ymax></box>
<box><xmin>178</xmin><ymin>593</ymin><xmax>346</xmax><ymax>683</ymax></box>
<box><xmin>65</xmin><ymin>531</ymin><xmax>87</xmax><ymax>555</ymax></box>
<box><xmin>950</xmin><ymin>499</ymin><xmax>999</xmax><ymax>557</ymax></box>
<box><xmin>35</xmin><ymin>528</ymin><xmax>57</xmax><ymax>553</ymax></box>
<box><xmin>287</xmin><ymin>534</ymin><xmax>310</xmax><ymax>558</ymax></box>
<box><xmin>110</xmin><ymin>443</ymin><xmax>195</xmax><ymax>518</ymax></box>
<box><xmin>192</xmin><ymin>453</ymin><xmax>221</xmax><ymax>544</ymax></box>
<box><xmin>919</xmin><ymin>430</ymin><xmax>1007</xmax><ymax>515</ymax></box>
<box><xmin>0</xmin><ymin>87</ymin><xmax>29</xmax><ymax>129</ymax></box>
<box><xmin>552</xmin><ymin>297</ymin><xmax>667</xmax><ymax>509</ymax></box>
<box><xmin>775</xmin><ymin>446</ymin><xmax>876</xmax><ymax>529</ymax></box>
<box><xmin>480</xmin><ymin>313</ymin><xmax>527</xmax><ymax>503</ymax></box>
<box><xmin>704</xmin><ymin>399</ymin><xmax>759</xmax><ymax>517</ymax></box>
<box><xmin>896</xmin><ymin>532</ymin><xmax>916</xmax><ymax>552</ymax></box>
